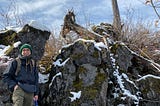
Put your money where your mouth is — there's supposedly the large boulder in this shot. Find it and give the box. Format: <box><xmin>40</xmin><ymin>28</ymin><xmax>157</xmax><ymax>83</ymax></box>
<box><xmin>109</xmin><ymin>42</ymin><xmax>160</xmax><ymax>106</ymax></box>
<box><xmin>40</xmin><ymin>39</ymin><xmax>110</xmax><ymax>106</ymax></box>
<box><xmin>39</xmin><ymin>39</ymin><xmax>160</xmax><ymax>106</ymax></box>
<box><xmin>0</xmin><ymin>22</ymin><xmax>50</xmax><ymax>60</ymax></box>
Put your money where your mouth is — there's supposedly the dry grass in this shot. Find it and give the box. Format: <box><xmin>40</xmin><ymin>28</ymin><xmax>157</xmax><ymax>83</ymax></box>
<box><xmin>120</xmin><ymin>20</ymin><xmax>160</xmax><ymax>63</ymax></box>
<box><xmin>39</xmin><ymin>33</ymin><xmax>63</xmax><ymax>72</ymax></box>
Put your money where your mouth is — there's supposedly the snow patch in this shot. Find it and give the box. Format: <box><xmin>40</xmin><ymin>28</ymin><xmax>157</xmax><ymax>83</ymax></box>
<box><xmin>62</xmin><ymin>38</ymin><xmax>108</xmax><ymax>51</ymax></box>
<box><xmin>153</xmin><ymin>49</ymin><xmax>160</xmax><ymax>55</ymax></box>
<box><xmin>69</xmin><ymin>91</ymin><xmax>81</xmax><ymax>102</ymax></box>
<box><xmin>110</xmin><ymin>53</ymin><xmax>139</xmax><ymax>105</ymax></box>
<box><xmin>49</xmin><ymin>72</ymin><xmax>62</xmax><ymax>88</ymax></box>
<box><xmin>0</xmin><ymin>26</ymin><xmax>23</xmax><ymax>33</ymax></box>
<box><xmin>113</xmin><ymin>68</ymin><xmax>139</xmax><ymax>104</ymax></box>
<box><xmin>29</xmin><ymin>20</ymin><xmax>50</xmax><ymax>32</ymax></box>
<box><xmin>0</xmin><ymin>45</ymin><xmax>6</xmax><ymax>50</ymax></box>
<box><xmin>117</xmin><ymin>104</ymin><xmax>125</xmax><ymax>106</ymax></box>
<box><xmin>62</xmin><ymin>38</ymin><xmax>95</xmax><ymax>49</ymax></box>
<box><xmin>0</xmin><ymin>41</ymin><xmax>21</xmax><ymax>57</ymax></box>
<box><xmin>38</xmin><ymin>73</ymin><xmax>49</xmax><ymax>84</ymax></box>
<box><xmin>122</xmin><ymin>73</ymin><xmax>138</xmax><ymax>89</ymax></box>
<box><xmin>137</xmin><ymin>74</ymin><xmax>160</xmax><ymax>81</ymax></box>
<box><xmin>94</xmin><ymin>42</ymin><xmax>108</xmax><ymax>51</ymax></box>
<box><xmin>53</xmin><ymin>58</ymin><xmax>70</xmax><ymax>67</ymax></box>
<box><xmin>0</xmin><ymin>45</ymin><xmax>10</xmax><ymax>57</ymax></box>
<box><xmin>13</xmin><ymin>41</ymin><xmax>21</xmax><ymax>48</ymax></box>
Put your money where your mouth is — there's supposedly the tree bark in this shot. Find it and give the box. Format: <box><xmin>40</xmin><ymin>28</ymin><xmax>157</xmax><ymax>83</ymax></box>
<box><xmin>111</xmin><ymin>0</ymin><xmax>121</xmax><ymax>36</ymax></box>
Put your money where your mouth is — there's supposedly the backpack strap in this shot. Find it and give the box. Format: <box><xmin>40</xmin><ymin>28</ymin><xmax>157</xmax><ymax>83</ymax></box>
<box><xmin>15</xmin><ymin>58</ymin><xmax>36</xmax><ymax>76</ymax></box>
<box><xmin>31</xmin><ymin>59</ymin><xmax>35</xmax><ymax>67</ymax></box>
<box><xmin>15</xmin><ymin>57</ymin><xmax>21</xmax><ymax>76</ymax></box>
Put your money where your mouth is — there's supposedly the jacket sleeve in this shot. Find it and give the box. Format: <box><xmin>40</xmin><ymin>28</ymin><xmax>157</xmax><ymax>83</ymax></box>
<box><xmin>3</xmin><ymin>60</ymin><xmax>17</xmax><ymax>92</ymax></box>
<box><xmin>34</xmin><ymin>65</ymin><xmax>39</xmax><ymax>96</ymax></box>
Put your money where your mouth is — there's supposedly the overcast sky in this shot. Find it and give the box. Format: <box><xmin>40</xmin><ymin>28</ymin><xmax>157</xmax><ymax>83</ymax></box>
<box><xmin>0</xmin><ymin>0</ymin><xmax>157</xmax><ymax>34</ymax></box>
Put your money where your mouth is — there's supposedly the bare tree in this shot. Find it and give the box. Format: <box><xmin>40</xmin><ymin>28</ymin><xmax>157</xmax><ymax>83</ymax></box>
<box><xmin>111</xmin><ymin>0</ymin><xmax>121</xmax><ymax>36</ymax></box>
<box><xmin>0</xmin><ymin>0</ymin><xmax>24</xmax><ymax>28</ymax></box>
<box><xmin>145</xmin><ymin>0</ymin><xmax>160</xmax><ymax>26</ymax></box>
<box><xmin>145</xmin><ymin>0</ymin><xmax>160</xmax><ymax>18</ymax></box>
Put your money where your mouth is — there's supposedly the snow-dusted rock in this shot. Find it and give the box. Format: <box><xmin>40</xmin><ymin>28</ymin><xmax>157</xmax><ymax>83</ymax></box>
<box><xmin>40</xmin><ymin>39</ymin><xmax>160</xmax><ymax>106</ymax></box>
<box><xmin>0</xmin><ymin>22</ymin><xmax>50</xmax><ymax>60</ymax></box>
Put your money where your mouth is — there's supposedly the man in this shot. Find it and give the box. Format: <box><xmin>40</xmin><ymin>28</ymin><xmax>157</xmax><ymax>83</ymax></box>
<box><xmin>3</xmin><ymin>43</ymin><xmax>39</xmax><ymax>106</ymax></box>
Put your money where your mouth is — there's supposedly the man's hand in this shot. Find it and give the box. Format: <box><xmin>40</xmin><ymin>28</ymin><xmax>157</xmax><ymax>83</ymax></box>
<box><xmin>33</xmin><ymin>95</ymin><xmax>38</xmax><ymax>101</ymax></box>
<box><xmin>14</xmin><ymin>85</ymin><xmax>18</xmax><ymax>91</ymax></box>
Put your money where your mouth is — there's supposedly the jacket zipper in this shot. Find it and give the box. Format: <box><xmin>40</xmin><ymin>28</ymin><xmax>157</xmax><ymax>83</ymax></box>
<box><xmin>26</xmin><ymin>58</ymin><xmax>28</xmax><ymax>71</ymax></box>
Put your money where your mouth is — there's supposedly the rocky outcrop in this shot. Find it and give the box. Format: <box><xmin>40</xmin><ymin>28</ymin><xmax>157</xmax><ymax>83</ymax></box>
<box><xmin>40</xmin><ymin>39</ymin><xmax>110</xmax><ymax>106</ymax></box>
<box><xmin>0</xmin><ymin>12</ymin><xmax>160</xmax><ymax>106</ymax></box>
<box><xmin>39</xmin><ymin>39</ymin><xmax>160</xmax><ymax>106</ymax></box>
<box><xmin>38</xmin><ymin>11</ymin><xmax>159</xmax><ymax>106</ymax></box>
<box><xmin>0</xmin><ymin>24</ymin><xmax>50</xmax><ymax>60</ymax></box>
<box><xmin>109</xmin><ymin>42</ymin><xmax>160</xmax><ymax>106</ymax></box>
<box><xmin>16</xmin><ymin>24</ymin><xmax>50</xmax><ymax>60</ymax></box>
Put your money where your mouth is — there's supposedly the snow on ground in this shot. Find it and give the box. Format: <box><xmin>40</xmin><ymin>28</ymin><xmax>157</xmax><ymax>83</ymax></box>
<box><xmin>0</xmin><ymin>41</ymin><xmax>21</xmax><ymax>57</ymax></box>
<box><xmin>38</xmin><ymin>72</ymin><xmax>50</xmax><ymax>84</ymax></box>
<box><xmin>0</xmin><ymin>45</ymin><xmax>6</xmax><ymax>49</ymax></box>
<box><xmin>0</xmin><ymin>41</ymin><xmax>21</xmax><ymax>69</ymax></box>
<box><xmin>0</xmin><ymin>45</ymin><xmax>10</xmax><ymax>57</ymax></box>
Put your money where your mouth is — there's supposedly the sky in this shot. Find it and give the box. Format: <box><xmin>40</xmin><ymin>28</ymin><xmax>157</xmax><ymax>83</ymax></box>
<box><xmin>0</xmin><ymin>0</ymin><xmax>158</xmax><ymax>35</ymax></box>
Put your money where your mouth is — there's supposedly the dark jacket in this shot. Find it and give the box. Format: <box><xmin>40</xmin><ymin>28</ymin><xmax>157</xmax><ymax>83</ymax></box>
<box><xmin>3</xmin><ymin>56</ymin><xmax>39</xmax><ymax>95</ymax></box>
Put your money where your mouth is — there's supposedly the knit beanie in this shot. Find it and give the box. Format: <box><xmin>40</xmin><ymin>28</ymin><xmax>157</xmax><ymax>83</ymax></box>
<box><xmin>20</xmin><ymin>44</ymin><xmax>32</xmax><ymax>54</ymax></box>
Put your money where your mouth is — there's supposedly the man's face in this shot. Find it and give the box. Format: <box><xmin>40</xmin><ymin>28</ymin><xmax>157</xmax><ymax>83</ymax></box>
<box><xmin>21</xmin><ymin>48</ymin><xmax>31</xmax><ymax>56</ymax></box>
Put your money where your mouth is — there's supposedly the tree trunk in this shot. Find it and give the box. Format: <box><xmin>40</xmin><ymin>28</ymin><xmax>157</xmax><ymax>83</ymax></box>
<box><xmin>111</xmin><ymin>0</ymin><xmax>121</xmax><ymax>37</ymax></box>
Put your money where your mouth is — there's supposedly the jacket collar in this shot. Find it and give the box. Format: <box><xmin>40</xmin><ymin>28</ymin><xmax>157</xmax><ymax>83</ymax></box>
<box><xmin>18</xmin><ymin>54</ymin><xmax>32</xmax><ymax>60</ymax></box>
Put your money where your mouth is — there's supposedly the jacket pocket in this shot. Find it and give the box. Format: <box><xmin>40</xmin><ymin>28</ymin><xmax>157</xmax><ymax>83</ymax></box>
<box><xmin>18</xmin><ymin>82</ymin><xmax>36</xmax><ymax>93</ymax></box>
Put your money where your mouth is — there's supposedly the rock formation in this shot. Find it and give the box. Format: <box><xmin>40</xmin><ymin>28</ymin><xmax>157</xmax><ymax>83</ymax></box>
<box><xmin>0</xmin><ymin>12</ymin><xmax>160</xmax><ymax>106</ymax></box>
<box><xmin>0</xmin><ymin>23</ymin><xmax>50</xmax><ymax>60</ymax></box>
<box><xmin>39</xmin><ymin>11</ymin><xmax>159</xmax><ymax>106</ymax></box>
<box><xmin>39</xmin><ymin>39</ymin><xmax>160</xmax><ymax>106</ymax></box>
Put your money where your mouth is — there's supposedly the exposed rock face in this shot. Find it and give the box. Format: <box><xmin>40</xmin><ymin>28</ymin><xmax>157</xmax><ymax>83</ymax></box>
<box><xmin>109</xmin><ymin>42</ymin><xmax>160</xmax><ymax>106</ymax></box>
<box><xmin>19</xmin><ymin>25</ymin><xmax>49</xmax><ymax>60</ymax></box>
<box><xmin>0</xmin><ymin>24</ymin><xmax>50</xmax><ymax>60</ymax></box>
<box><xmin>40</xmin><ymin>39</ymin><xmax>160</xmax><ymax>106</ymax></box>
<box><xmin>0</xmin><ymin>30</ymin><xmax>17</xmax><ymax>45</ymax></box>
<box><xmin>137</xmin><ymin>76</ymin><xmax>160</xmax><ymax>106</ymax></box>
<box><xmin>41</xmin><ymin>39</ymin><xmax>110</xmax><ymax>106</ymax></box>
